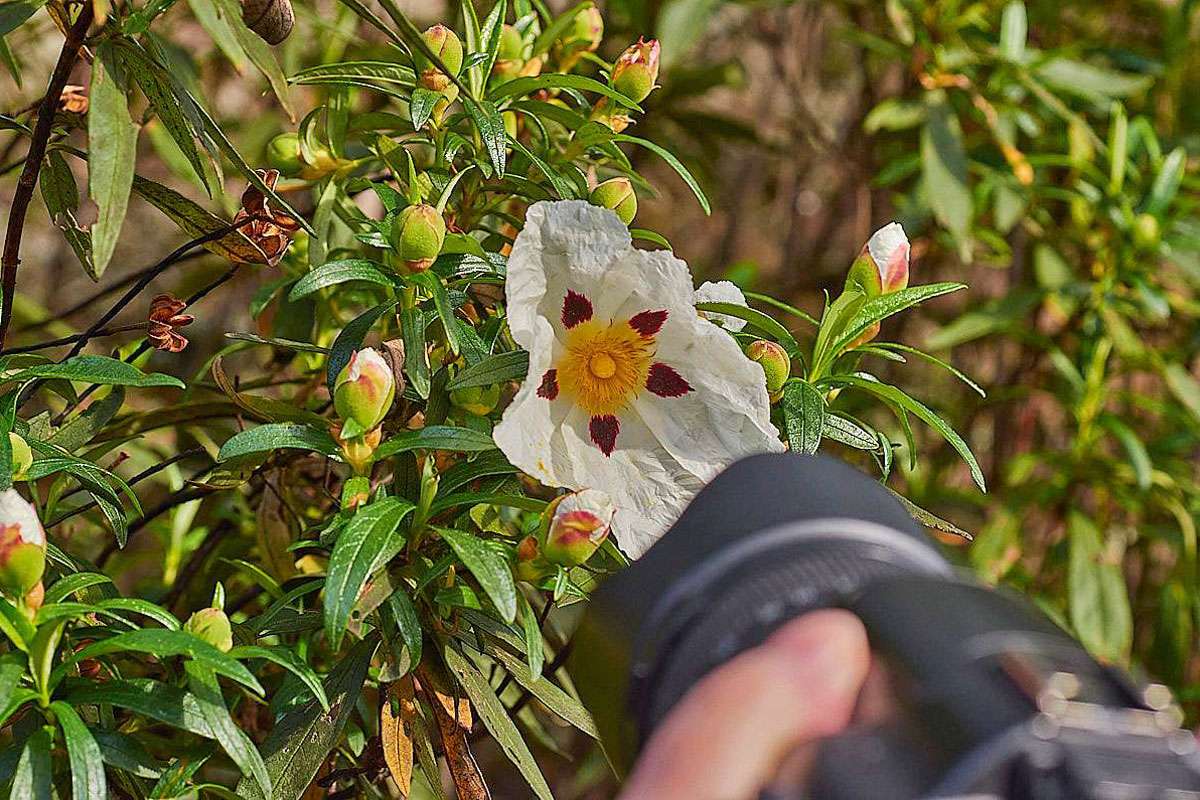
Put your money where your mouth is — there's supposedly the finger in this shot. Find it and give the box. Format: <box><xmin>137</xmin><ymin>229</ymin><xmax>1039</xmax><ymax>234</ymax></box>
<box><xmin>618</xmin><ymin>609</ymin><xmax>871</xmax><ymax>800</ymax></box>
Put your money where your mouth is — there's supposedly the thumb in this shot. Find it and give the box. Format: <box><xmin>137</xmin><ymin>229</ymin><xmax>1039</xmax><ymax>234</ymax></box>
<box><xmin>618</xmin><ymin>609</ymin><xmax>870</xmax><ymax>800</ymax></box>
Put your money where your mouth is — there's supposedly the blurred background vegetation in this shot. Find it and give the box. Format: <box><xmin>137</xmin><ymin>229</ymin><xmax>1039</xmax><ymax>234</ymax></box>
<box><xmin>3</xmin><ymin>0</ymin><xmax>1199</xmax><ymax>795</ymax></box>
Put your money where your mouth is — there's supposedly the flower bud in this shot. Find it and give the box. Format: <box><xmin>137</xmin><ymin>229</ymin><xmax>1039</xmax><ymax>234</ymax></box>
<box><xmin>184</xmin><ymin>607</ymin><xmax>234</xmax><ymax>653</ymax></box>
<box><xmin>266</xmin><ymin>132</ymin><xmax>304</xmax><ymax>176</ymax></box>
<box><xmin>9</xmin><ymin>433</ymin><xmax>31</xmax><ymax>481</ymax></box>
<box><xmin>390</xmin><ymin>203</ymin><xmax>447</xmax><ymax>272</ymax></box>
<box><xmin>334</xmin><ymin>348</ymin><xmax>396</xmax><ymax>437</ymax></box>
<box><xmin>589</xmin><ymin>177</ymin><xmax>637</xmax><ymax>225</ymax></box>
<box><xmin>450</xmin><ymin>384</ymin><xmax>501</xmax><ymax>416</ymax></box>
<box><xmin>415</xmin><ymin>25</ymin><xmax>464</xmax><ymax>93</ymax></box>
<box><xmin>746</xmin><ymin>340</ymin><xmax>790</xmax><ymax>397</ymax></box>
<box><xmin>1133</xmin><ymin>213</ymin><xmax>1160</xmax><ymax>250</ymax></box>
<box><xmin>541</xmin><ymin>489</ymin><xmax>614</xmax><ymax>566</ymax></box>
<box><xmin>0</xmin><ymin>489</ymin><xmax>46</xmax><ymax>600</ymax></box>
<box><xmin>563</xmin><ymin>4</ymin><xmax>602</xmax><ymax>52</ymax></box>
<box><xmin>610</xmin><ymin>38</ymin><xmax>660</xmax><ymax>103</ymax></box>
<box><xmin>845</xmin><ymin>221</ymin><xmax>909</xmax><ymax>297</ymax></box>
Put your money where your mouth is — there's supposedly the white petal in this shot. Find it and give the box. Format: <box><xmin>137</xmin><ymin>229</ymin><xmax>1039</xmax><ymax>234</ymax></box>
<box><xmin>0</xmin><ymin>488</ymin><xmax>45</xmax><ymax>546</ymax></box>
<box><xmin>494</xmin><ymin>201</ymin><xmax>782</xmax><ymax>560</ymax></box>
<box><xmin>693</xmin><ymin>280</ymin><xmax>748</xmax><ymax>332</ymax></box>
<box><xmin>867</xmin><ymin>222</ymin><xmax>908</xmax><ymax>273</ymax></box>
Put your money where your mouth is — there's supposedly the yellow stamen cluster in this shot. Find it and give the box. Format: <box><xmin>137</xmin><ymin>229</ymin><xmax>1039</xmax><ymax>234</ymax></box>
<box><xmin>557</xmin><ymin>319</ymin><xmax>653</xmax><ymax>415</ymax></box>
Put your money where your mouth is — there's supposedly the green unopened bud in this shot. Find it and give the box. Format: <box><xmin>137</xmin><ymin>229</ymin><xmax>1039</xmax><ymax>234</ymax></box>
<box><xmin>415</xmin><ymin>25</ymin><xmax>463</xmax><ymax>93</ymax></box>
<box><xmin>589</xmin><ymin>177</ymin><xmax>637</xmax><ymax>225</ymax></box>
<box><xmin>845</xmin><ymin>222</ymin><xmax>909</xmax><ymax>297</ymax></box>
<box><xmin>184</xmin><ymin>607</ymin><xmax>233</xmax><ymax>652</ymax></box>
<box><xmin>0</xmin><ymin>489</ymin><xmax>45</xmax><ymax>600</ymax></box>
<box><xmin>9</xmin><ymin>433</ymin><xmax>31</xmax><ymax>481</ymax></box>
<box><xmin>266</xmin><ymin>132</ymin><xmax>304</xmax><ymax>176</ymax></box>
<box><xmin>497</xmin><ymin>24</ymin><xmax>523</xmax><ymax>61</ymax></box>
<box><xmin>1133</xmin><ymin>213</ymin><xmax>1161</xmax><ymax>250</ymax></box>
<box><xmin>390</xmin><ymin>203</ymin><xmax>447</xmax><ymax>272</ymax></box>
<box><xmin>610</xmin><ymin>38</ymin><xmax>660</xmax><ymax>103</ymax></box>
<box><xmin>334</xmin><ymin>348</ymin><xmax>396</xmax><ymax>437</ymax></box>
<box><xmin>563</xmin><ymin>4</ymin><xmax>603</xmax><ymax>52</ymax></box>
<box><xmin>746</xmin><ymin>340</ymin><xmax>790</xmax><ymax>397</ymax></box>
<box><xmin>541</xmin><ymin>489</ymin><xmax>614</xmax><ymax>566</ymax></box>
<box><xmin>450</xmin><ymin>384</ymin><xmax>501</xmax><ymax>416</ymax></box>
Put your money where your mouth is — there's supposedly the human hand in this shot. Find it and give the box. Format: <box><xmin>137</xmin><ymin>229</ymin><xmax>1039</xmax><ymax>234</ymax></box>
<box><xmin>617</xmin><ymin>609</ymin><xmax>871</xmax><ymax>800</ymax></box>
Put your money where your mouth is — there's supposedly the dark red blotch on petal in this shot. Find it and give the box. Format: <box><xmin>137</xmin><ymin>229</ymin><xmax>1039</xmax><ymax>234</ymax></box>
<box><xmin>645</xmin><ymin>363</ymin><xmax>692</xmax><ymax>398</ymax></box>
<box><xmin>561</xmin><ymin>290</ymin><xmax>594</xmax><ymax>329</ymax></box>
<box><xmin>589</xmin><ymin>415</ymin><xmax>620</xmax><ymax>456</ymax></box>
<box><xmin>537</xmin><ymin>369</ymin><xmax>559</xmax><ymax>400</ymax></box>
<box><xmin>628</xmin><ymin>309</ymin><xmax>668</xmax><ymax>337</ymax></box>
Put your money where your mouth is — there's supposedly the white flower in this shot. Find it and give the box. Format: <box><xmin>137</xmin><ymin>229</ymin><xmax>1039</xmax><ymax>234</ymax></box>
<box><xmin>0</xmin><ymin>488</ymin><xmax>44</xmax><ymax>547</ymax></box>
<box><xmin>693</xmin><ymin>280</ymin><xmax>748</xmax><ymax>332</ymax></box>
<box><xmin>863</xmin><ymin>222</ymin><xmax>910</xmax><ymax>294</ymax></box>
<box><xmin>494</xmin><ymin>201</ymin><xmax>783</xmax><ymax>558</ymax></box>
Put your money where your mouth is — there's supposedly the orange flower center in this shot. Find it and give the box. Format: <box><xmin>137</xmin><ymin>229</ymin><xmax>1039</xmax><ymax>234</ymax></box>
<box><xmin>556</xmin><ymin>319</ymin><xmax>654</xmax><ymax>416</ymax></box>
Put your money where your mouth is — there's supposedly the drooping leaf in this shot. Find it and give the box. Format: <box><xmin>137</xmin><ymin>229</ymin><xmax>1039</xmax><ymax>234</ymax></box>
<box><xmin>186</xmin><ymin>662</ymin><xmax>272</xmax><ymax>797</ymax></box>
<box><xmin>88</xmin><ymin>44</ymin><xmax>139</xmax><ymax>279</ymax></box>
<box><xmin>53</xmin><ymin>702</ymin><xmax>107</xmax><ymax>800</ymax></box>
<box><xmin>217</xmin><ymin>423</ymin><xmax>341</xmax><ymax>462</ymax></box>
<box><xmin>7</xmin><ymin>355</ymin><xmax>184</xmax><ymax>389</ymax></box>
<box><xmin>61</xmin><ymin>630</ymin><xmax>263</xmax><ymax>694</ymax></box>
<box><xmin>1067</xmin><ymin>512</ymin><xmax>1133</xmax><ymax>663</ymax></box>
<box><xmin>288</xmin><ymin>259</ymin><xmax>396</xmax><ymax>300</ymax></box>
<box><xmin>436</xmin><ymin>528</ymin><xmax>517</xmax><ymax>623</ymax></box>
<box><xmin>324</xmin><ymin>497</ymin><xmax>416</xmax><ymax>648</ymax></box>
<box><xmin>446</xmin><ymin>350</ymin><xmax>528</xmax><ymax>390</ymax></box>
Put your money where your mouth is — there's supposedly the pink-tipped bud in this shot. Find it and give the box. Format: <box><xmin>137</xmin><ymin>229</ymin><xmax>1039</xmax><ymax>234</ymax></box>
<box><xmin>415</xmin><ymin>25</ymin><xmax>464</xmax><ymax>93</ymax></box>
<box><xmin>610</xmin><ymin>38</ymin><xmax>660</xmax><ymax>103</ymax></box>
<box><xmin>541</xmin><ymin>489</ymin><xmax>614</xmax><ymax>566</ymax></box>
<box><xmin>334</xmin><ymin>348</ymin><xmax>396</xmax><ymax>437</ymax></box>
<box><xmin>746</xmin><ymin>340</ymin><xmax>790</xmax><ymax>397</ymax></box>
<box><xmin>845</xmin><ymin>222</ymin><xmax>910</xmax><ymax>297</ymax></box>
<box><xmin>0</xmin><ymin>489</ymin><xmax>45</xmax><ymax>601</ymax></box>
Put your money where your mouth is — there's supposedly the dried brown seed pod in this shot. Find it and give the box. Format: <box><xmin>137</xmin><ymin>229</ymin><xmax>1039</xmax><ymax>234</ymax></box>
<box><xmin>241</xmin><ymin>0</ymin><xmax>294</xmax><ymax>45</ymax></box>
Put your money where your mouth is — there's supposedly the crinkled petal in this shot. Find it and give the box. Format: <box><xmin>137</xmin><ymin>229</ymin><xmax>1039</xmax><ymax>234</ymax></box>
<box><xmin>495</xmin><ymin>202</ymin><xmax>782</xmax><ymax>558</ymax></box>
<box><xmin>693</xmin><ymin>280</ymin><xmax>748</xmax><ymax>332</ymax></box>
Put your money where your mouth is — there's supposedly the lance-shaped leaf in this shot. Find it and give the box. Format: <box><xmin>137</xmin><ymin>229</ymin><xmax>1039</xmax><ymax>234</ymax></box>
<box><xmin>88</xmin><ymin>44</ymin><xmax>139</xmax><ymax>279</ymax></box>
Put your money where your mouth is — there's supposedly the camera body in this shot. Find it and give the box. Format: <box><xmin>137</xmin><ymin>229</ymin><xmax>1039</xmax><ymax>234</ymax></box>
<box><xmin>571</xmin><ymin>454</ymin><xmax>1200</xmax><ymax>799</ymax></box>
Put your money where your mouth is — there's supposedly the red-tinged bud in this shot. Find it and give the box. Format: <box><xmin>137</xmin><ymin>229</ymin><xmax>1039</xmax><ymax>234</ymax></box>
<box><xmin>415</xmin><ymin>25</ymin><xmax>464</xmax><ymax>93</ymax></box>
<box><xmin>334</xmin><ymin>348</ymin><xmax>396</xmax><ymax>437</ymax></box>
<box><xmin>589</xmin><ymin>178</ymin><xmax>637</xmax><ymax>225</ymax></box>
<box><xmin>845</xmin><ymin>222</ymin><xmax>909</xmax><ymax>297</ymax></box>
<box><xmin>9</xmin><ymin>433</ymin><xmax>31</xmax><ymax>480</ymax></box>
<box><xmin>0</xmin><ymin>489</ymin><xmax>46</xmax><ymax>601</ymax></box>
<box><xmin>541</xmin><ymin>489</ymin><xmax>614</xmax><ymax>566</ymax></box>
<box><xmin>746</xmin><ymin>340</ymin><xmax>790</xmax><ymax>398</ymax></box>
<box><xmin>390</xmin><ymin>203</ymin><xmax>447</xmax><ymax>273</ymax></box>
<box><xmin>184</xmin><ymin>607</ymin><xmax>234</xmax><ymax>653</ymax></box>
<box><xmin>610</xmin><ymin>38</ymin><xmax>660</xmax><ymax>103</ymax></box>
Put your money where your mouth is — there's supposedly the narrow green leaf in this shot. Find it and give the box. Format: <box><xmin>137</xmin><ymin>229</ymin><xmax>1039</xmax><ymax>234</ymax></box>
<box><xmin>446</xmin><ymin>350</ymin><xmax>528</xmax><ymax>390</ymax></box>
<box><xmin>52</xmin><ymin>702</ymin><xmax>107</xmax><ymax>800</ymax></box>
<box><xmin>921</xmin><ymin>93</ymin><xmax>972</xmax><ymax>245</ymax></box>
<box><xmin>289</xmin><ymin>259</ymin><xmax>395</xmax><ymax>301</ymax></box>
<box><xmin>8</xmin><ymin>355</ymin><xmax>183</xmax><ymax>389</ymax></box>
<box><xmin>326</xmin><ymin>301</ymin><xmax>399</xmax><ymax>392</ymax></box>
<box><xmin>464</xmin><ymin>98</ymin><xmax>507</xmax><ymax>175</ymax></box>
<box><xmin>694</xmin><ymin>301</ymin><xmax>800</xmax><ymax>355</ymax></box>
<box><xmin>612</xmin><ymin>133</ymin><xmax>710</xmax><ymax>214</ymax></box>
<box><xmin>92</xmin><ymin>730</ymin><xmax>164</xmax><ymax>779</ymax></box>
<box><xmin>0</xmin><ymin>652</ymin><xmax>24</xmax><ymax>719</ymax></box>
<box><xmin>409</xmin><ymin>86</ymin><xmax>440</xmax><ymax>132</ymax></box>
<box><xmin>324</xmin><ymin>498</ymin><xmax>415</xmax><ymax>648</ymax></box>
<box><xmin>228</xmin><ymin>646</ymin><xmax>329</xmax><ymax>710</ymax></box>
<box><xmin>1145</xmin><ymin>146</ymin><xmax>1186</xmax><ymax>216</ymax></box>
<box><xmin>375</xmin><ymin>426</ymin><xmax>496</xmax><ymax>459</ymax></box>
<box><xmin>236</xmin><ymin>638</ymin><xmax>378</xmax><ymax>800</ymax></box>
<box><xmin>218</xmin><ymin>423</ymin><xmax>340</xmax><ymax>462</ymax></box>
<box><xmin>131</xmin><ymin>175</ymin><xmax>269</xmax><ymax>263</ymax></box>
<box><xmin>831</xmin><ymin>283</ymin><xmax>967</xmax><ymax>359</ymax></box>
<box><xmin>38</xmin><ymin>151</ymin><xmax>93</xmax><ymax>273</ymax></box>
<box><xmin>186</xmin><ymin>662</ymin><xmax>272</xmax><ymax>796</ymax></box>
<box><xmin>999</xmin><ymin>1</ymin><xmax>1027</xmax><ymax>62</ymax></box>
<box><xmin>781</xmin><ymin>381</ymin><xmax>825</xmax><ymax>454</ymax></box>
<box><xmin>442</xmin><ymin>644</ymin><xmax>552</xmax><ymax>799</ymax></box>
<box><xmin>1068</xmin><ymin>512</ymin><xmax>1132</xmax><ymax>662</ymax></box>
<box><xmin>384</xmin><ymin>587</ymin><xmax>423</xmax><ymax>669</ymax></box>
<box><xmin>436</xmin><ymin>528</ymin><xmax>517</xmax><ymax>623</ymax></box>
<box><xmin>491</xmin><ymin>73</ymin><xmax>642</xmax><ymax>110</ymax></box>
<box><xmin>62</xmin><ymin>630</ymin><xmax>263</xmax><ymax>694</ymax></box>
<box><xmin>400</xmin><ymin>307</ymin><xmax>431</xmax><ymax>398</ymax></box>
<box><xmin>1099</xmin><ymin>415</ymin><xmax>1152</xmax><ymax>491</ymax></box>
<box><xmin>11</xmin><ymin>727</ymin><xmax>53</xmax><ymax>800</ymax></box>
<box><xmin>213</xmin><ymin>0</ymin><xmax>296</xmax><ymax>119</ymax></box>
<box><xmin>88</xmin><ymin>44</ymin><xmax>139</xmax><ymax>279</ymax></box>
<box><xmin>290</xmin><ymin>61</ymin><xmax>415</xmax><ymax>86</ymax></box>
<box><xmin>62</xmin><ymin>678</ymin><xmax>215</xmax><ymax>738</ymax></box>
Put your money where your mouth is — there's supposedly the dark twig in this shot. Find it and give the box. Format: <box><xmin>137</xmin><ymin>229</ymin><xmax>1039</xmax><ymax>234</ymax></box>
<box><xmin>96</xmin><ymin>484</ymin><xmax>217</xmax><ymax>567</ymax></box>
<box><xmin>47</xmin><ymin>447</ymin><xmax>211</xmax><ymax>526</ymax></box>
<box><xmin>0</xmin><ymin>4</ymin><xmax>94</xmax><ymax>349</ymax></box>
<box><xmin>4</xmin><ymin>322</ymin><xmax>148</xmax><ymax>354</ymax></box>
